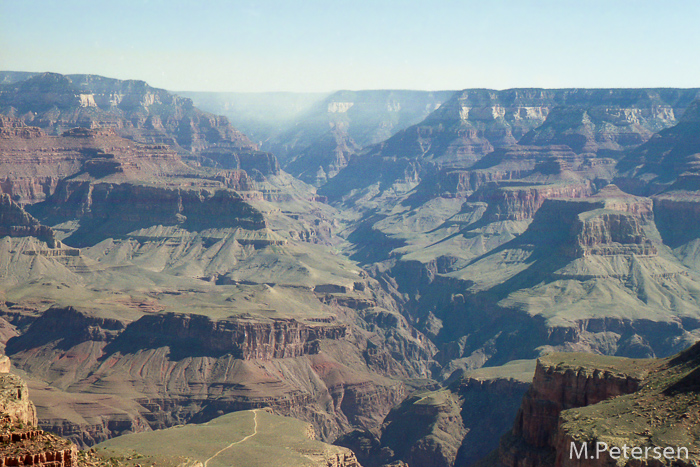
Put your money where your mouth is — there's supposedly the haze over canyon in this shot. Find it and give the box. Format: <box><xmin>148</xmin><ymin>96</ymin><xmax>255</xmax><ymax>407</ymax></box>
<box><xmin>0</xmin><ymin>69</ymin><xmax>697</xmax><ymax>467</ymax></box>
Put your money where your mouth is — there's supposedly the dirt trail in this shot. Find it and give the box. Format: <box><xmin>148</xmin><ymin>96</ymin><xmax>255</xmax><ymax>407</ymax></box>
<box><xmin>203</xmin><ymin>409</ymin><xmax>259</xmax><ymax>467</ymax></box>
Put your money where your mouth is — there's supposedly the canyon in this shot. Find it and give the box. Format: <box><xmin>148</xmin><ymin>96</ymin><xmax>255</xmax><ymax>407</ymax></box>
<box><xmin>0</xmin><ymin>71</ymin><xmax>700</xmax><ymax>466</ymax></box>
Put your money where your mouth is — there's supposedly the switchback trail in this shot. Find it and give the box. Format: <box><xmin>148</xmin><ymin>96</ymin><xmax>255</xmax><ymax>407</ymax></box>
<box><xmin>203</xmin><ymin>409</ymin><xmax>259</xmax><ymax>467</ymax></box>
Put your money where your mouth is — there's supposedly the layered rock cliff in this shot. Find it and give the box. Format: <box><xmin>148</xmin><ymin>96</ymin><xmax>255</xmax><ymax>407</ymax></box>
<box><xmin>518</xmin><ymin>101</ymin><xmax>677</xmax><ymax>155</ymax></box>
<box><xmin>0</xmin><ymin>72</ymin><xmax>254</xmax><ymax>152</ymax></box>
<box><xmin>0</xmin><ymin>117</ymin><xmax>208</xmax><ymax>205</ymax></box>
<box><xmin>0</xmin><ymin>194</ymin><xmax>58</xmax><ymax>247</ymax></box>
<box><xmin>496</xmin><ymin>345</ymin><xmax>700</xmax><ymax>467</ymax></box>
<box><xmin>33</xmin><ymin>182</ymin><xmax>266</xmax><ymax>246</ymax></box>
<box><xmin>471</xmin><ymin>182</ymin><xmax>593</xmax><ymax>223</ymax></box>
<box><xmin>5</xmin><ymin>303</ymin><xmax>416</xmax><ymax>446</ymax></box>
<box><xmin>321</xmin><ymin>88</ymin><xmax>698</xmax><ymax>205</ymax></box>
<box><xmin>0</xmin><ymin>354</ymin><xmax>81</xmax><ymax>467</ymax></box>
<box><xmin>526</xmin><ymin>185</ymin><xmax>657</xmax><ymax>258</ymax></box>
<box><xmin>0</xmin><ymin>72</ymin><xmax>283</xmax><ymax>180</ymax></box>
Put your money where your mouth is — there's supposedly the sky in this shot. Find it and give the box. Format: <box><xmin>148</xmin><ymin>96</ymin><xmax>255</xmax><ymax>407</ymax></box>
<box><xmin>1</xmin><ymin>0</ymin><xmax>699</xmax><ymax>93</ymax></box>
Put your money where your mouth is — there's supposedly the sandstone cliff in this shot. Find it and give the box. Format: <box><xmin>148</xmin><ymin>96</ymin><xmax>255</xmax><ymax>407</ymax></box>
<box><xmin>496</xmin><ymin>344</ymin><xmax>700</xmax><ymax>467</ymax></box>
<box><xmin>33</xmin><ymin>182</ymin><xmax>266</xmax><ymax>246</ymax></box>
<box><xmin>321</xmin><ymin>88</ymin><xmax>698</xmax><ymax>205</ymax></box>
<box><xmin>0</xmin><ymin>72</ymin><xmax>282</xmax><ymax>179</ymax></box>
<box><xmin>0</xmin><ymin>72</ymin><xmax>252</xmax><ymax>151</ymax></box>
<box><xmin>5</xmin><ymin>304</ymin><xmax>416</xmax><ymax>446</ymax></box>
<box><xmin>0</xmin><ymin>354</ymin><xmax>81</xmax><ymax>467</ymax></box>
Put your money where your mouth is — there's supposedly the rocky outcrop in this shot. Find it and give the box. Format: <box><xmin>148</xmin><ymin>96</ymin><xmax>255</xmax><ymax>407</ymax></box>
<box><xmin>0</xmin><ymin>194</ymin><xmax>58</xmax><ymax>247</ymax></box>
<box><xmin>496</xmin><ymin>344</ymin><xmax>700</xmax><ymax>467</ymax></box>
<box><xmin>508</xmin><ymin>356</ymin><xmax>643</xmax><ymax>455</ymax></box>
<box><xmin>0</xmin><ymin>418</ymin><xmax>78</xmax><ymax>467</ymax></box>
<box><xmin>526</xmin><ymin>185</ymin><xmax>657</xmax><ymax>258</ymax></box>
<box><xmin>0</xmin><ymin>373</ymin><xmax>38</xmax><ymax>427</ymax></box>
<box><xmin>0</xmin><ymin>353</ymin><xmax>79</xmax><ymax>467</ymax></box>
<box><xmin>425</xmin><ymin>145</ymin><xmax>580</xmax><ymax>196</ymax></box>
<box><xmin>0</xmin><ymin>116</ymin><xmax>43</xmax><ymax>139</ymax></box>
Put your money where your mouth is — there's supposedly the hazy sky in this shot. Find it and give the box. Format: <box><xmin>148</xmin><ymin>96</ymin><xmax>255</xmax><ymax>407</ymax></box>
<box><xmin>1</xmin><ymin>0</ymin><xmax>699</xmax><ymax>92</ymax></box>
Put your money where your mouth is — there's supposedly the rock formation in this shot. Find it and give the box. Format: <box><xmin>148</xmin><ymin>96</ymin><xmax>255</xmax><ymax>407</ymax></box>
<box><xmin>320</xmin><ymin>88</ymin><xmax>699</xmax><ymax>206</ymax></box>
<box><xmin>336</xmin><ymin>360</ymin><xmax>534</xmax><ymax>467</ymax></box>
<box><xmin>0</xmin><ymin>194</ymin><xmax>58</xmax><ymax>247</ymax></box>
<box><xmin>34</xmin><ymin>182</ymin><xmax>265</xmax><ymax>246</ymax></box>
<box><xmin>0</xmin><ymin>354</ymin><xmax>80</xmax><ymax>467</ymax></box>
<box><xmin>0</xmin><ymin>72</ymin><xmax>281</xmax><ymax>178</ymax></box>
<box><xmin>255</xmin><ymin>90</ymin><xmax>454</xmax><ymax>186</ymax></box>
<box><xmin>616</xmin><ymin>99</ymin><xmax>700</xmax><ymax>195</ymax></box>
<box><xmin>6</xmin><ymin>72</ymin><xmax>700</xmax><ymax>467</ymax></box>
<box><xmin>495</xmin><ymin>343</ymin><xmax>700</xmax><ymax>467</ymax></box>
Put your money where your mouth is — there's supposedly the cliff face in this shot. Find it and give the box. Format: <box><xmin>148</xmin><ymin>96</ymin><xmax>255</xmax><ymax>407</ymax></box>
<box><xmin>113</xmin><ymin>312</ymin><xmax>347</xmax><ymax>360</ymax></box>
<box><xmin>34</xmin><ymin>182</ymin><xmax>266</xmax><ymax>246</ymax></box>
<box><xmin>0</xmin><ymin>72</ymin><xmax>255</xmax><ymax>152</ymax></box>
<box><xmin>5</xmin><ymin>305</ymin><xmax>412</xmax><ymax>446</ymax></box>
<box><xmin>472</xmin><ymin>182</ymin><xmax>593</xmax><ymax>223</ymax></box>
<box><xmin>497</xmin><ymin>345</ymin><xmax>700</xmax><ymax>467</ymax></box>
<box><xmin>0</xmin><ymin>115</ymin><xmax>43</xmax><ymax>139</ymax></box>
<box><xmin>321</xmin><ymin>88</ymin><xmax>698</xmax><ymax>205</ymax></box>
<box><xmin>0</xmin><ymin>373</ymin><xmax>38</xmax><ymax>427</ymax></box>
<box><xmin>0</xmin><ymin>355</ymin><xmax>80</xmax><ymax>467</ymax></box>
<box><xmin>335</xmin><ymin>361</ymin><xmax>534</xmax><ymax>467</ymax></box>
<box><xmin>0</xmin><ymin>194</ymin><xmax>58</xmax><ymax>247</ymax></box>
<box><xmin>0</xmin><ymin>117</ymin><xmax>214</xmax><ymax>205</ymax></box>
<box><xmin>0</xmin><ymin>72</ymin><xmax>284</xmax><ymax>179</ymax></box>
<box><xmin>518</xmin><ymin>103</ymin><xmax>676</xmax><ymax>155</ymax></box>
<box><xmin>509</xmin><ymin>357</ymin><xmax>643</xmax><ymax>453</ymax></box>
<box><xmin>426</xmin><ymin>145</ymin><xmax>580</xmax><ymax>196</ymax></box>
<box><xmin>7</xmin><ymin>307</ymin><xmax>345</xmax><ymax>362</ymax></box>
<box><xmin>526</xmin><ymin>184</ymin><xmax>657</xmax><ymax>258</ymax></box>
